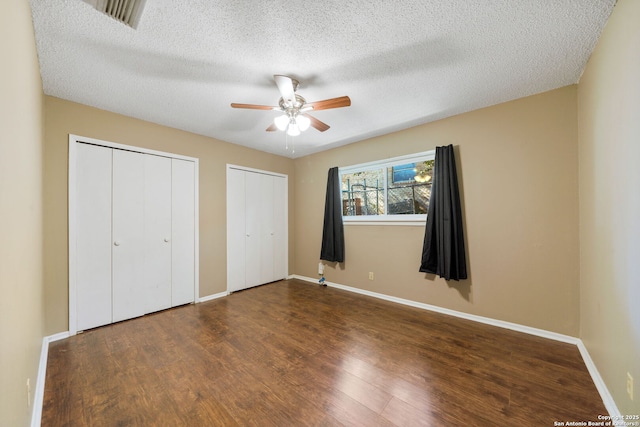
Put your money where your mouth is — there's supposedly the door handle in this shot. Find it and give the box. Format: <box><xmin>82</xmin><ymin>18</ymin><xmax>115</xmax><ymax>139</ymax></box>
<box><xmin>114</xmin><ymin>241</ymin><xmax>121</xmax><ymax>246</ymax></box>
<box><xmin>164</xmin><ymin>238</ymin><xmax>170</xmax><ymax>242</ymax></box>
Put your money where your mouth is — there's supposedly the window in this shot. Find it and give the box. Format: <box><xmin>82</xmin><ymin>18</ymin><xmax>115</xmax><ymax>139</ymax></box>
<box><xmin>340</xmin><ymin>150</ymin><xmax>435</xmax><ymax>224</ymax></box>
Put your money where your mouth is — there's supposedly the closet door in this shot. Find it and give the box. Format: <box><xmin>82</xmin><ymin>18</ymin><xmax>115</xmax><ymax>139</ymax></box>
<box><xmin>244</xmin><ymin>171</ymin><xmax>263</xmax><ymax>289</ymax></box>
<box><xmin>112</xmin><ymin>149</ymin><xmax>146</xmax><ymax>323</ymax></box>
<box><xmin>71</xmin><ymin>137</ymin><xmax>199</xmax><ymax>334</ymax></box>
<box><xmin>226</xmin><ymin>166</ymin><xmax>288</xmax><ymax>293</ymax></box>
<box><xmin>227</xmin><ymin>167</ymin><xmax>246</xmax><ymax>292</ymax></box>
<box><xmin>272</xmin><ymin>175</ymin><xmax>287</xmax><ymax>281</ymax></box>
<box><xmin>171</xmin><ymin>158</ymin><xmax>196</xmax><ymax>306</ymax></box>
<box><xmin>76</xmin><ymin>143</ymin><xmax>112</xmax><ymax>331</ymax></box>
<box><xmin>259</xmin><ymin>175</ymin><xmax>275</xmax><ymax>284</ymax></box>
<box><xmin>144</xmin><ymin>154</ymin><xmax>172</xmax><ymax>313</ymax></box>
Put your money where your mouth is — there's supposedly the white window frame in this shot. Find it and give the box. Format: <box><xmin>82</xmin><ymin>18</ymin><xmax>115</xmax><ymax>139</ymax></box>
<box><xmin>340</xmin><ymin>150</ymin><xmax>435</xmax><ymax>226</ymax></box>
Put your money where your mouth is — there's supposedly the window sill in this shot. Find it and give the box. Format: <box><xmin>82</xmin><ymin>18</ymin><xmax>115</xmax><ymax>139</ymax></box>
<box><xmin>343</xmin><ymin>215</ymin><xmax>426</xmax><ymax>226</ymax></box>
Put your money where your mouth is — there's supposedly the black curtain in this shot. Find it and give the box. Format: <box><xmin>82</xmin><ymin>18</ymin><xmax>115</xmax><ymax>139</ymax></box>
<box><xmin>320</xmin><ymin>167</ymin><xmax>345</xmax><ymax>263</ymax></box>
<box><xmin>420</xmin><ymin>145</ymin><xmax>467</xmax><ymax>280</ymax></box>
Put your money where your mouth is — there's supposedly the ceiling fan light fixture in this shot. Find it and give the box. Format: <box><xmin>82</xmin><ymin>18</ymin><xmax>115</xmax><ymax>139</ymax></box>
<box><xmin>297</xmin><ymin>114</ymin><xmax>310</xmax><ymax>132</ymax></box>
<box><xmin>274</xmin><ymin>114</ymin><xmax>289</xmax><ymax>131</ymax></box>
<box><xmin>231</xmin><ymin>75</ymin><xmax>350</xmax><ymax>136</ymax></box>
<box><xmin>287</xmin><ymin>123</ymin><xmax>300</xmax><ymax>136</ymax></box>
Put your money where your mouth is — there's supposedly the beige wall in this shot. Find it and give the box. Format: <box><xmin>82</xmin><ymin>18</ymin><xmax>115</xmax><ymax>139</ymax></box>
<box><xmin>578</xmin><ymin>0</ymin><xmax>640</xmax><ymax>415</ymax></box>
<box><xmin>43</xmin><ymin>97</ymin><xmax>295</xmax><ymax>335</ymax></box>
<box><xmin>11</xmin><ymin>0</ymin><xmax>637</xmax><ymax>417</ymax></box>
<box><xmin>0</xmin><ymin>0</ymin><xmax>46</xmax><ymax>426</ymax></box>
<box><xmin>294</xmin><ymin>86</ymin><xmax>580</xmax><ymax>336</ymax></box>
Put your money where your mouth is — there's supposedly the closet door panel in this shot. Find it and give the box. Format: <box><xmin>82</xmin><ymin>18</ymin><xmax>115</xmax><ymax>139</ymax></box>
<box><xmin>144</xmin><ymin>155</ymin><xmax>172</xmax><ymax>313</ymax></box>
<box><xmin>244</xmin><ymin>171</ymin><xmax>262</xmax><ymax>289</ymax></box>
<box><xmin>273</xmin><ymin>175</ymin><xmax>287</xmax><ymax>281</ymax></box>
<box><xmin>227</xmin><ymin>168</ymin><xmax>246</xmax><ymax>292</ymax></box>
<box><xmin>260</xmin><ymin>175</ymin><xmax>275</xmax><ymax>283</ymax></box>
<box><xmin>112</xmin><ymin>150</ymin><xmax>146</xmax><ymax>323</ymax></box>
<box><xmin>76</xmin><ymin>143</ymin><xmax>113</xmax><ymax>331</ymax></box>
<box><xmin>171</xmin><ymin>158</ymin><xmax>196</xmax><ymax>306</ymax></box>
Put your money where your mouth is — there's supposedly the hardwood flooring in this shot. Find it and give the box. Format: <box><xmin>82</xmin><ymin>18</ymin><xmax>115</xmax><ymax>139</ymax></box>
<box><xmin>43</xmin><ymin>279</ymin><xmax>606</xmax><ymax>426</ymax></box>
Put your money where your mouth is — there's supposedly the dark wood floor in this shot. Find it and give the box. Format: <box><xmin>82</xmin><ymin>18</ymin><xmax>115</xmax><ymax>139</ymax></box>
<box><xmin>43</xmin><ymin>279</ymin><xmax>606</xmax><ymax>426</ymax></box>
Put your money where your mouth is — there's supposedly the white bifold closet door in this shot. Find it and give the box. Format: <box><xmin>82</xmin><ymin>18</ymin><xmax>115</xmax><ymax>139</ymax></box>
<box><xmin>75</xmin><ymin>142</ymin><xmax>196</xmax><ymax>331</ymax></box>
<box><xmin>142</xmin><ymin>154</ymin><xmax>172</xmax><ymax>315</ymax></box>
<box><xmin>227</xmin><ymin>167</ymin><xmax>287</xmax><ymax>293</ymax></box>
<box><xmin>227</xmin><ymin>167</ymin><xmax>247</xmax><ymax>293</ymax></box>
<box><xmin>244</xmin><ymin>171</ymin><xmax>263</xmax><ymax>289</ymax></box>
<box><xmin>76</xmin><ymin>143</ymin><xmax>113</xmax><ymax>331</ymax></box>
<box><xmin>171</xmin><ymin>159</ymin><xmax>196</xmax><ymax>306</ymax></box>
<box><xmin>112</xmin><ymin>149</ymin><xmax>147</xmax><ymax>322</ymax></box>
<box><xmin>271</xmin><ymin>174</ymin><xmax>287</xmax><ymax>281</ymax></box>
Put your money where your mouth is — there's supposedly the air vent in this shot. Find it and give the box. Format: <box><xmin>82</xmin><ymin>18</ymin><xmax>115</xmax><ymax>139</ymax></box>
<box><xmin>82</xmin><ymin>0</ymin><xmax>147</xmax><ymax>29</ymax></box>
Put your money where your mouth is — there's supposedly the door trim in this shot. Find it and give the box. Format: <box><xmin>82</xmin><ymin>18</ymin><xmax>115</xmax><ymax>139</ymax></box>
<box><xmin>68</xmin><ymin>134</ymin><xmax>200</xmax><ymax>335</ymax></box>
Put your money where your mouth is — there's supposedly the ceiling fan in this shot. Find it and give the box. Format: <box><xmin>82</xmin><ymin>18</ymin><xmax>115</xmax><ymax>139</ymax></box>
<box><xmin>231</xmin><ymin>75</ymin><xmax>351</xmax><ymax>136</ymax></box>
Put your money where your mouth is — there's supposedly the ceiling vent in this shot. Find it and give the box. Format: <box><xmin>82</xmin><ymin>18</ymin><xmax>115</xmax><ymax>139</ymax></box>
<box><xmin>82</xmin><ymin>0</ymin><xmax>147</xmax><ymax>29</ymax></box>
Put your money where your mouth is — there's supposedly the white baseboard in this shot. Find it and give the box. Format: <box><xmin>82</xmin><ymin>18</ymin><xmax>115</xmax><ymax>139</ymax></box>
<box><xmin>290</xmin><ymin>274</ymin><xmax>620</xmax><ymax>417</ymax></box>
<box><xmin>32</xmin><ymin>331</ymin><xmax>70</xmax><ymax>427</ymax></box>
<box><xmin>47</xmin><ymin>331</ymin><xmax>70</xmax><ymax>343</ymax></box>
<box><xmin>198</xmin><ymin>291</ymin><xmax>229</xmax><ymax>303</ymax></box>
<box><xmin>292</xmin><ymin>274</ymin><xmax>577</xmax><ymax>342</ymax></box>
<box><xmin>577</xmin><ymin>341</ymin><xmax>622</xmax><ymax>418</ymax></box>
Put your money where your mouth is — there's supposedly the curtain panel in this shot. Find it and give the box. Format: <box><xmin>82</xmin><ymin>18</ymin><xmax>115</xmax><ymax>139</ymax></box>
<box><xmin>420</xmin><ymin>145</ymin><xmax>467</xmax><ymax>280</ymax></box>
<box><xmin>320</xmin><ymin>167</ymin><xmax>345</xmax><ymax>263</ymax></box>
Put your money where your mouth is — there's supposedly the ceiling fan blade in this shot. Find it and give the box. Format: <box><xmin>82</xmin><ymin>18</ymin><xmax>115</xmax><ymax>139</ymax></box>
<box><xmin>231</xmin><ymin>103</ymin><xmax>277</xmax><ymax>110</ymax></box>
<box><xmin>266</xmin><ymin>123</ymin><xmax>278</xmax><ymax>132</ymax></box>
<box><xmin>304</xmin><ymin>114</ymin><xmax>330</xmax><ymax>132</ymax></box>
<box><xmin>274</xmin><ymin>75</ymin><xmax>295</xmax><ymax>105</ymax></box>
<box><xmin>307</xmin><ymin>96</ymin><xmax>351</xmax><ymax>111</ymax></box>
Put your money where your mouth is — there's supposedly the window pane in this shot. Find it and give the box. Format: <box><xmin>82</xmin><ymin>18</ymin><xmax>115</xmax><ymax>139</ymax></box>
<box><xmin>387</xmin><ymin>161</ymin><xmax>433</xmax><ymax>215</ymax></box>
<box><xmin>391</xmin><ymin>163</ymin><xmax>416</xmax><ymax>183</ymax></box>
<box><xmin>339</xmin><ymin>151</ymin><xmax>434</xmax><ymax>222</ymax></box>
<box><xmin>341</xmin><ymin>169</ymin><xmax>385</xmax><ymax>216</ymax></box>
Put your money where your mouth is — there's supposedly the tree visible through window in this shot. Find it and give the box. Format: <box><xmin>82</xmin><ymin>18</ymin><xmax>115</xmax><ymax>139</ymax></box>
<box><xmin>340</xmin><ymin>151</ymin><xmax>434</xmax><ymax>222</ymax></box>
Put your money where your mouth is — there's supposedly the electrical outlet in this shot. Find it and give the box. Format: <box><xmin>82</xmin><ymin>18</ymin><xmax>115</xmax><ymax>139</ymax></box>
<box><xmin>26</xmin><ymin>378</ymin><xmax>31</xmax><ymax>408</ymax></box>
<box><xmin>627</xmin><ymin>372</ymin><xmax>634</xmax><ymax>401</ymax></box>
<box><xmin>368</xmin><ymin>272</ymin><xmax>374</xmax><ymax>280</ymax></box>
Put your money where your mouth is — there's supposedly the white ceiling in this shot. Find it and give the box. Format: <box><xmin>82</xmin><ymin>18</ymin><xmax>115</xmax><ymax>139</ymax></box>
<box><xmin>30</xmin><ymin>0</ymin><xmax>615</xmax><ymax>158</ymax></box>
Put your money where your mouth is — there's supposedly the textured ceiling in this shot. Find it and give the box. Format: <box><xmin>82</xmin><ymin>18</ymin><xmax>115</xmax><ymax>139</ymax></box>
<box><xmin>30</xmin><ymin>0</ymin><xmax>615</xmax><ymax>158</ymax></box>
